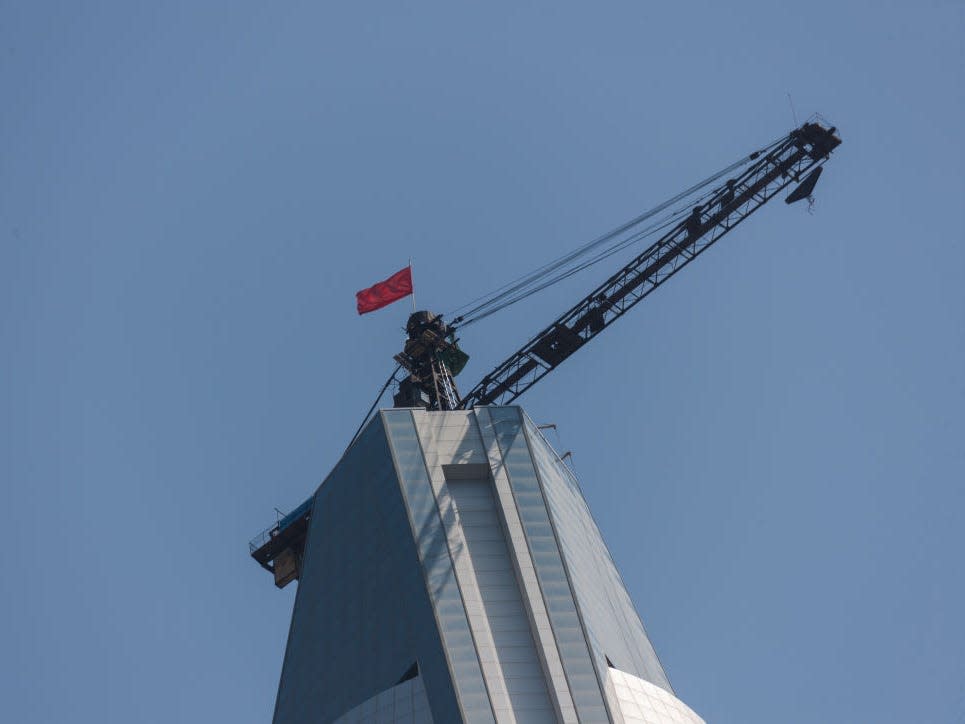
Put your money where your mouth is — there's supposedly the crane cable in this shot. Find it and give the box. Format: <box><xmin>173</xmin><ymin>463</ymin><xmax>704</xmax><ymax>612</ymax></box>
<box><xmin>460</xmin><ymin>208</ymin><xmax>690</xmax><ymax>326</ymax></box>
<box><xmin>449</xmin><ymin>134</ymin><xmax>786</xmax><ymax>328</ymax></box>
<box><xmin>450</xmin><ymin>148</ymin><xmax>766</xmax><ymax>326</ymax></box>
<box><xmin>345</xmin><ymin>363</ymin><xmax>402</xmax><ymax>453</ymax></box>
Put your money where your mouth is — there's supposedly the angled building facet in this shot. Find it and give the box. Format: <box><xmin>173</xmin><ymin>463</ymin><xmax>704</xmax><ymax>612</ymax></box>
<box><xmin>272</xmin><ymin>407</ymin><xmax>703</xmax><ymax>724</ymax></box>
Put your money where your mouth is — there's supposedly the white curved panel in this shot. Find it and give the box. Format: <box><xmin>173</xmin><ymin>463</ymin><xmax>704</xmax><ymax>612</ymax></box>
<box><xmin>332</xmin><ymin>676</ymin><xmax>433</xmax><ymax>724</ymax></box>
<box><xmin>608</xmin><ymin>668</ymin><xmax>705</xmax><ymax>724</ymax></box>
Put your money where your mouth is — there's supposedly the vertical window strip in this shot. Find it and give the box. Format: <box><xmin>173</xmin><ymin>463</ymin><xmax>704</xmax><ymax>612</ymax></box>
<box><xmin>486</xmin><ymin>407</ymin><xmax>612</xmax><ymax>722</ymax></box>
<box><xmin>382</xmin><ymin>410</ymin><xmax>496</xmax><ymax>724</ymax></box>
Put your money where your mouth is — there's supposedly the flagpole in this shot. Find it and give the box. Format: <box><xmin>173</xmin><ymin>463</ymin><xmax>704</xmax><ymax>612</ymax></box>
<box><xmin>409</xmin><ymin>258</ymin><xmax>416</xmax><ymax>312</ymax></box>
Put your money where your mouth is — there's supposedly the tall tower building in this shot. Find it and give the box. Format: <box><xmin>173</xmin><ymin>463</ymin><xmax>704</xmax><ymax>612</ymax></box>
<box><xmin>267</xmin><ymin>407</ymin><xmax>704</xmax><ymax>723</ymax></box>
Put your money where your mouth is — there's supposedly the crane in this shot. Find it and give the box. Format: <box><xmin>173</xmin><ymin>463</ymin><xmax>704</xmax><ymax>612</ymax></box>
<box><xmin>250</xmin><ymin>119</ymin><xmax>842</xmax><ymax>587</ymax></box>
<box><xmin>394</xmin><ymin>120</ymin><xmax>841</xmax><ymax>412</ymax></box>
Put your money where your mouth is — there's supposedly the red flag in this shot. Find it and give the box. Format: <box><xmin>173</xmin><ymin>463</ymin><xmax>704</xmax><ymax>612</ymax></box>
<box><xmin>356</xmin><ymin>266</ymin><xmax>413</xmax><ymax>315</ymax></box>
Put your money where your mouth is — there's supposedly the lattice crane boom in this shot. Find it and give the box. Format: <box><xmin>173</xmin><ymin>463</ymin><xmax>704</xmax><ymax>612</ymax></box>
<box><xmin>456</xmin><ymin>121</ymin><xmax>841</xmax><ymax>409</ymax></box>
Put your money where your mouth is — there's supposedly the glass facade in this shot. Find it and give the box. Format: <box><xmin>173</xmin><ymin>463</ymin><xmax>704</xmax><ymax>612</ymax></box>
<box><xmin>273</xmin><ymin>407</ymin><xmax>690</xmax><ymax>724</ymax></box>
<box><xmin>273</xmin><ymin>415</ymin><xmax>462</xmax><ymax>724</ymax></box>
<box><xmin>522</xmin><ymin>416</ymin><xmax>673</xmax><ymax>693</ymax></box>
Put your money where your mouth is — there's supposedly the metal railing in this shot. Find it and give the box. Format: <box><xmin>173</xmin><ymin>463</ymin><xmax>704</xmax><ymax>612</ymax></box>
<box><xmin>248</xmin><ymin>497</ymin><xmax>314</xmax><ymax>554</ymax></box>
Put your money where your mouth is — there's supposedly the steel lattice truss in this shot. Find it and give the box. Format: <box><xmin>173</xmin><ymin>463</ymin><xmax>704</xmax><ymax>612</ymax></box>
<box><xmin>458</xmin><ymin>122</ymin><xmax>841</xmax><ymax>409</ymax></box>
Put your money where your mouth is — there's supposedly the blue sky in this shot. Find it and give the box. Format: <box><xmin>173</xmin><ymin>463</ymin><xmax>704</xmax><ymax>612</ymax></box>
<box><xmin>2</xmin><ymin>2</ymin><xmax>963</xmax><ymax>722</ymax></box>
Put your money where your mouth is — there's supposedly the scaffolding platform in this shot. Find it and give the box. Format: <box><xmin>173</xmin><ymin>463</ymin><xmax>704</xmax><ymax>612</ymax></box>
<box><xmin>249</xmin><ymin>497</ymin><xmax>313</xmax><ymax>589</ymax></box>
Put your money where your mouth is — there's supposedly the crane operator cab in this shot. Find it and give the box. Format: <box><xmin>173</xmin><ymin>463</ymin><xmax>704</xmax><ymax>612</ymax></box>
<box><xmin>393</xmin><ymin>311</ymin><xmax>469</xmax><ymax>411</ymax></box>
